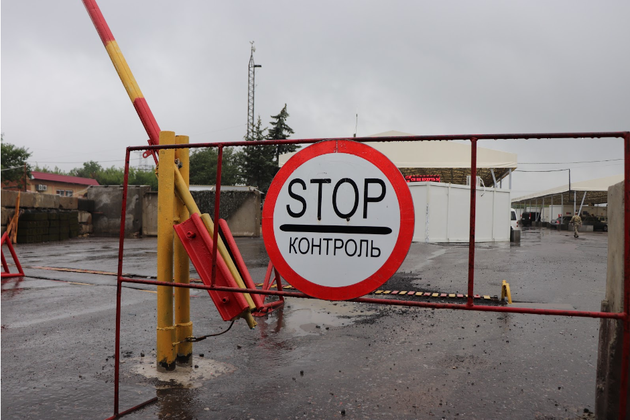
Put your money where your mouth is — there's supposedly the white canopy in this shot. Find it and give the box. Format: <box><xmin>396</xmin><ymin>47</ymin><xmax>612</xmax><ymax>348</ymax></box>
<box><xmin>365</xmin><ymin>131</ymin><xmax>517</xmax><ymax>169</ymax></box>
<box><xmin>279</xmin><ymin>130</ymin><xmax>518</xmax><ymax>186</ymax></box>
<box><xmin>512</xmin><ymin>174</ymin><xmax>624</xmax><ymax>205</ymax></box>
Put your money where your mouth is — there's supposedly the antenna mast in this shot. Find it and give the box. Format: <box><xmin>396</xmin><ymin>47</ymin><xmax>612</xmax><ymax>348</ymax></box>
<box><xmin>247</xmin><ymin>42</ymin><xmax>262</xmax><ymax>138</ymax></box>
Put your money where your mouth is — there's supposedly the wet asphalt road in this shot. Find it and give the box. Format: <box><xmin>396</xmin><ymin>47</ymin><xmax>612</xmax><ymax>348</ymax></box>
<box><xmin>1</xmin><ymin>227</ymin><xmax>607</xmax><ymax>419</ymax></box>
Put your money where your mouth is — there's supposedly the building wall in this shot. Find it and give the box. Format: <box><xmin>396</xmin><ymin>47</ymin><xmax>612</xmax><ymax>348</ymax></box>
<box><xmin>27</xmin><ymin>180</ymin><xmax>92</xmax><ymax>197</ymax></box>
<box><xmin>409</xmin><ymin>182</ymin><xmax>511</xmax><ymax>243</ymax></box>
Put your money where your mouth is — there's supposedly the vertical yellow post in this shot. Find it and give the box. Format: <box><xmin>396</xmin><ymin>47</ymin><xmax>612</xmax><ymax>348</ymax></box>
<box><xmin>157</xmin><ymin>131</ymin><xmax>176</xmax><ymax>371</ymax></box>
<box><xmin>174</xmin><ymin>135</ymin><xmax>192</xmax><ymax>365</ymax></box>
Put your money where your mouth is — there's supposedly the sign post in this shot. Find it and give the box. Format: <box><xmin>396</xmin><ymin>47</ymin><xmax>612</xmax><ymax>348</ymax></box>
<box><xmin>263</xmin><ymin>140</ymin><xmax>414</xmax><ymax>300</ymax></box>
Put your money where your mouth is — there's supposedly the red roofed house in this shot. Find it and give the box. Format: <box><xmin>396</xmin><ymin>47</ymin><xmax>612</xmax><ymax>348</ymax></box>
<box><xmin>28</xmin><ymin>171</ymin><xmax>99</xmax><ymax>197</ymax></box>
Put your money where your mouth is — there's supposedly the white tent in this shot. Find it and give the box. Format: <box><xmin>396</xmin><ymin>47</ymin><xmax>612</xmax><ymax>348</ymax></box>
<box><xmin>279</xmin><ymin>130</ymin><xmax>518</xmax><ymax>187</ymax></box>
<box><xmin>512</xmin><ymin>174</ymin><xmax>624</xmax><ymax>206</ymax></box>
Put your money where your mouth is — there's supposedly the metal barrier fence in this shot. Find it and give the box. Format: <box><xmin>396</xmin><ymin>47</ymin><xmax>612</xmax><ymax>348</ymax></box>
<box><xmin>111</xmin><ymin>131</ymin><xmax>629</xmax><ymax>419</ymax></box>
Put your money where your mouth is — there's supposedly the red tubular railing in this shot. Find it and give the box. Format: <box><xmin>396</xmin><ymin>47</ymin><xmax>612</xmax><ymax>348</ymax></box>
<box><xmin>467</xmin><ymin>137</ymin><xmax>478</xmax><ymax>307</ymax></box>
<box><xmin>113</xmin><ymin>131</ymin><xmax>629</xmax><ymax>420</ymax></box>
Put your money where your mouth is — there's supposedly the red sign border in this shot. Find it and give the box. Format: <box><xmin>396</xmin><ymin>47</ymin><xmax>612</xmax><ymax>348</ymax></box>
<box><xmin>262</xmin><ymin>140</ymin><xmax>415</xmax><ymax>301</ymax></box>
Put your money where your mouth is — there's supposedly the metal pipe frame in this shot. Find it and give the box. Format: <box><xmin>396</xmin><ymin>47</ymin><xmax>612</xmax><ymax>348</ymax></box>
<box><xmin>111</xmin><ymin>131</ymin><xmax>629</xmax><ymax>420</ymax></box>
<box><xmin>1</xmin><ymin>232</ymin><xmax>25</xmax><ymax>279</ymax></box>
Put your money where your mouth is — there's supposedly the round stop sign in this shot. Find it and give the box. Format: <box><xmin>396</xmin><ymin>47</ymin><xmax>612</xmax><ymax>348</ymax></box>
<box><xmin>262</xmin><ymin>140</ymin><xmax>414</xmax><ymax>300</ymax></box>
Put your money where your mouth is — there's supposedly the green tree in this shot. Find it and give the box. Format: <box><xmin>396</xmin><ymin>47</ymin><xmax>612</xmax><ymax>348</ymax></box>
<box><xmin>240</xmin><ymin>117</ymin><xmax>277</xmax><ymax>193</ymax></box>
<box><xmin>70</xmin><ymin>160</ymin><xmax>103</xmax><ymax>179</ymax></box>
<box><xmin>33</xmin><ymin>165</ymin><xmax>66</xmax><ymax>175</ymax></box>
<box><xmin>1</xmin><ymin>136</ymin><xmax>31</xmax><ymax>189</ymax></box>
<box><xmin>128</xmin><ymin>167</ymin><xmax>158</xmax><ymax>191</ymax></box>
<box><xmin>189</xmin><ymin>147</ymin><xmax>242</xmax><ymax>186</ymax></box>
<box><xmin>95</xmin><ymin>165</ymin><xmax>124</xmax><ymax>186</ymax></box>
<box><xmin>267</xmin><ymin>104</ymin><xmax>296</xmax><ymax>164</ymax></box>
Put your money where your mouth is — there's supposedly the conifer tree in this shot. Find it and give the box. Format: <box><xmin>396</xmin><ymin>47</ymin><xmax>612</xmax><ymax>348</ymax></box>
<box><xmin>267</xmin><ymin>104</ymin><xmax>296</xmax><ymax>164</ymax></box>
<box><xmin>240</xmin><ymin>117</ymin><xmax>277</xmax><ymax>193</ymax></box>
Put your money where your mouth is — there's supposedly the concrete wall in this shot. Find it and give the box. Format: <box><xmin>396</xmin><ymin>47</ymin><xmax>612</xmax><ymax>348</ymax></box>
<box><xmin>190</xmin><ymin>189</ymin><xmax>261</xmax><ymax>237</ymax></box>
<box><xmin>1</xmin><ymin>190</ymin><xmax>79</xmax><ymax>234</ymax></box>
<box><xmin>87</xmin><ymin>185</ymin><xmax>150</xmax><ymax>237</ymax></box>
<box><xmin>142</xmin><ymin>192</ymin><xmax>158</xmax><ymax>236</ymax></box>
<box><xmin>596</xmin><ymin>181</ymin><xmax>629</xmax><ymax>419</ymax></box>
<box><xmin>142</xmin><ymin>188</ymin><xmax>261</xmax><ymax>237</ymax></box>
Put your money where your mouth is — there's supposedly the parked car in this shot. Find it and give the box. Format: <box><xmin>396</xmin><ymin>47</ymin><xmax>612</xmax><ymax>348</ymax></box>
<box><xmin>510</xmin><ymin>208</ymin><xmax>520</xmax><ymax>233</ymax></box>
<box><xmin>582</xmin><ymin>216</ymin><xmax>608</xmax><ymax>232</ymax></box>
<box><xmin>549</xmin><ymin>216</ymin><xmax>571</xmax><ymax>230</ymax></box>
<box><xmin>520</xmin><ymin>212</ymin><xmax>539</xmax><ymax>227</ymax></box>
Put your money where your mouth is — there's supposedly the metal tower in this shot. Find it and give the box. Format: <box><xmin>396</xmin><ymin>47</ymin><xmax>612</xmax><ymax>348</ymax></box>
<box><xmin>247</xmin><ymin>42</ymin><xmax>262</xmax><ymax>139</ymax></box>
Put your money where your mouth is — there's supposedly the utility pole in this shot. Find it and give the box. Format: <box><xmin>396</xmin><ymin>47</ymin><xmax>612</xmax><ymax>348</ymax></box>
<box><xmin>247</xmin><ymin>41</ymin><xmax>262</xmax><ymax>139</ymax></box>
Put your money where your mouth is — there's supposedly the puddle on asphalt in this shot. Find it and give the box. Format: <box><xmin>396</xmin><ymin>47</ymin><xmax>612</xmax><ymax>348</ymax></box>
<box><xmin>131</xmin><ymin>357</ymin><xmax>235</xmax><ymax>389</ymax></box>
<box><xmin>1</xmin><ymin>277</ymin><xmax>25</xmax><ymax>298</ymax></box>
<box><xmin>266</xmin><ymin>298</ymin><xmax>378</xmax><ymax>337</ymax></box>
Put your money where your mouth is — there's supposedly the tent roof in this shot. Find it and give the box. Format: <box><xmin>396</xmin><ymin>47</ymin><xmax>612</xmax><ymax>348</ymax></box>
<box><xmin>511</xmin><ymin>174</ymin><xmax>624</xmax><ymax>206</ymax></box>
<box><xmin>279</xmin><ymin>130</ymin><xmax>518</xmax><ymax>187</ymax></box>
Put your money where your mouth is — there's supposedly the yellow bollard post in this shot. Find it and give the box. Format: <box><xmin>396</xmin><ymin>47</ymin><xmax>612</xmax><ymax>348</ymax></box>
<box><xmin>156</xmin><ymin>131</ymin><xmax>177</xmax><ymax>371</ymax></box>
<box><xmin>174</xmin><ymin>135</ymin><xmax>192</xmax><ymax>365</ymax></box>
<box><xmin>501</xmin><ymin>280</ymin><xmax>513</xmax><ymax>304</ymax></box>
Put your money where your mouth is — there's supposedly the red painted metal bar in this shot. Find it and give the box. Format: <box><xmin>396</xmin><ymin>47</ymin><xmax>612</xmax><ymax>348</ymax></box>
<box><xmin>104</xmin><ymin>397</ymin><xmax>158</xmax><ymax>420</ymax></box>
<box><xmin>619</xmin><ymin>132</ymin><xmax>630</xmax><ymax>420</ymax></box>
<box><xmin>123</xmin><ymin>131</ymin><xmax>628</xmax><ymax>153</ymax></box>
<box><xmin>116</xmin><ymin>277</ymin><xmax>625</xmax><ymax>320</ymax></box>
<box><xmin>218</xmin><ymin>219</ymin><xmax>265</xmax><ymax>309</ymax></box>
<box><xmin>173</xmin><ymin>214</ymin><xmax>250</xmax><ymax>321</ymax></box>
<box><xmin>1</xmin><ymin>232</ymin><xmax>25</xmax><ymax>278</ymax></box>
<box><xmin>1</xmin><ymin>251</ymin><xmax>9</xmax><ymax>273</ymax></box>
<box><xmin>467</xmin><ymin>138</ymin><xmax>477</xmax><ymax>307</ymax></box>
<box><xmin>211</xmin><ymin>145</ymin><xmax>224</xmax><ymax>286</ymax></box>
<box><xmin>108</xmin><ymin>149</ymin><xmax>157</xmax><ymax>419</ymax></box>
<box><xmin>263</xmin><ymin>262</ymin><xmax>274</xmax><ymax>290</ymax></box>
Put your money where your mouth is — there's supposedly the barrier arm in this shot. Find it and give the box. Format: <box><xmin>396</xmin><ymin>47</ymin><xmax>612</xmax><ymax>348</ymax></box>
<box><xmin>81</xmin><ymin>0</ymin><xmax>256</xmax><ymax>330</ymax></box>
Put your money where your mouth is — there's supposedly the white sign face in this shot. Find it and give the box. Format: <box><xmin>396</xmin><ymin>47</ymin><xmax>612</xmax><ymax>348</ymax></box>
<box><xmin>263</xmin><ymin>140</ymin><xmax>414</xmax><ymax>300</ymax></box>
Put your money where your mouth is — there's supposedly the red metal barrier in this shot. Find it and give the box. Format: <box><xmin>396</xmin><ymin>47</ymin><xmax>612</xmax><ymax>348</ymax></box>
<box><xmin>174</xmin><ymin>213</ymin><xmax>250</xmax><ymax>322</ymax></box>
<box><xmin>112</xmin><ymin>131</ymin><xmax>629</xmax><ymax>420</ymax></box>
<box><xmin>1</xmin><ymin>232</ymin><xmax>24</xmax><ymax>279</ymax></box>
<box><xmin>217</xmin><ymin>219</ymin><xmax>285</xmax><ymax>315</ymax></box>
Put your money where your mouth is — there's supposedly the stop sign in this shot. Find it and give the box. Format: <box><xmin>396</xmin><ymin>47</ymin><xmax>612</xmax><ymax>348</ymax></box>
<box><xmin>262</xmin><ymin>140</ymin><xmax>414</xmax><ymax>300</ymax></box>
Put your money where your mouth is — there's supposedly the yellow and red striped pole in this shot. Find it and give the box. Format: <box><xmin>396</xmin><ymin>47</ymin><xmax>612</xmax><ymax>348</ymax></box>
<box><xmin>82</xmin><ymin>0</ymin><xmax>257</xmax><ymax>332</ymax></box>
<box><xmin>82</xmin><ymin>0</ymin><xmax>160</xmax><ymax>163</ymax></box>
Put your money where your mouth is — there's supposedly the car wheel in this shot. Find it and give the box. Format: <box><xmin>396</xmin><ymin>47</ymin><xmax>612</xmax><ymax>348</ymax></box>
<box><xmin>603</xmin><ymin>225</ymin><xmax>608</xmax><ymax>232</ymax></box>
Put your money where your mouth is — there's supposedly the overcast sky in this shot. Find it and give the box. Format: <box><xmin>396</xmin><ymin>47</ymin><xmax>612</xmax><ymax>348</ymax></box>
<box><xmin>1</xmin><ymin>1</ymin><xmax>628</xmax><ymax>198</ymax></box>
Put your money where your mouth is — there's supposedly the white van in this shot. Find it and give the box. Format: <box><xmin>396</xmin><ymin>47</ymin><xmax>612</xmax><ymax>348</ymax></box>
<box><xmin>510</xmin><ymin>208</ymin><xmax>520</xmax><ymax>233</ymax></box>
